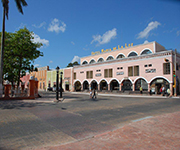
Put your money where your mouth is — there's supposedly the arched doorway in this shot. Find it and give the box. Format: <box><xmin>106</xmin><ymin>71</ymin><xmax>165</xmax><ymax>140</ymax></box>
<box><xmin>121</xmin><ymin>79</ymin><xmax>132</xmax><ymax>91</ymax></box>
<box><xmin>110</xmin><ymin>80</ymin><xmax>119</xmax><ymax>91</ymax></box>
<box><xmin>91</xmin><ymin>80</ymin><xmax>98</xmax><ymax>90</ymax></box>
<box><xmin>150</xmin><ymin>78</ymin><xmax>170</xmax><ymax>94</ymax></box>
<box><xmin>83</xmin><ymin>81</ymin><xmax>89</xmax><ymax>90</ymax></box>
<box><xmin>74</xmin><ymin>81</ymin><xmax>81</xmax><ymax>91</ymax></box>
<box><xmin>100</xmin><ymin>80</ymin><xmax>108</xmax><ymax>91</ymax></box>
<box><xmin>135</xmin><ymin>78</ymin><xmax>148</xmax><ymax>91</ymax></box>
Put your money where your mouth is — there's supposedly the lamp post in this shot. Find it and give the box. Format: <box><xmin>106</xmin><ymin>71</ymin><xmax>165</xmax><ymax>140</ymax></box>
<box><xmin>56</xmin><ymin>66</ymin><xmax>59</xmax><ymax>100</ymax></box>
<box><xmin>60</xmin><ymin>72</ymin><xmax>63</xmax><ymax>98</ymax></box>
<box><xmin>164</xmin><ymin>50</ymin><xmax>177</xmax><ymax>96</ymax></box>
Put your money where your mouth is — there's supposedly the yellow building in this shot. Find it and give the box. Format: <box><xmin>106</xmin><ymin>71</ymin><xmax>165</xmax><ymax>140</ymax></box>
<box><xmin>30</xmin><ymin>66</ymin><xmax>49</xmax><ymax>90</ymax></box>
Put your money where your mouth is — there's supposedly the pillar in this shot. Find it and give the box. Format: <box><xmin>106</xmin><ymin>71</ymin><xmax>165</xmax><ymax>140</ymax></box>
<box><xmin>132</xmin><ymin>83</ymin><xmax>135</xmax><ymax>91</ymax></box>
<box><xmin>170</xmin><ymin>83</ymin><xmax>173</xmax><ymax>96</ymax></box>
<box><xmin>108</xmin><ymin>84</ymin><xmax>110</xmax><ymax>91</ymax></box>
<box><xmin>148</xmin><ymin>83</ymin><xmax>151</xmax><ymax>92</ymax></box>
<box><xmin>29</xmin><ymin>79</ymin><xmax>35</xmax><ymax>99</ymax></box>
<box><xmin>98</xmin><ymin>84</ymin><xmax>100</xmax><ymax>91</ymax></box>
<box><xmin>4</xmin><ymin>84</ymin><xmax>11</xmax><ymax>98</ymax></box>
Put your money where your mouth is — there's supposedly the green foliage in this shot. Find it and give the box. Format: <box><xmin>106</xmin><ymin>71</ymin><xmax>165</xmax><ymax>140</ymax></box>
<box><xmin>67</xmin><ymin>61</ymin><xmax>80</xmax><ymax>67</ymax></box>
<box><xmin>0</xmin><ymin>27</ymin><xmax>43</xmax><ymax>85</ymax></box>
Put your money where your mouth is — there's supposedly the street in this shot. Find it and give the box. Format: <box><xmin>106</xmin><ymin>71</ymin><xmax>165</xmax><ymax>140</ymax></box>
<box><xmin>0</xmin><ymin>91</ymin><xmax>180</xmax><ymax>150</ymax></box>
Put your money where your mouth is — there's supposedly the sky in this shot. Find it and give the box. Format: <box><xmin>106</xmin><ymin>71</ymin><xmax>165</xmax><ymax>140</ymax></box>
<box><xmin>1</xmin><ymin>0</ymin><xmax>180</xmax><ymax>69</ymax></box>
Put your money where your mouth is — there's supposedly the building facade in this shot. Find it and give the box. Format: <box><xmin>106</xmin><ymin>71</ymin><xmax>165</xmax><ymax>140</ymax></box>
<box><xmin>30</xmin><ymin>66</ymin><xmax>49</xmax><ymax>90</ymax></box>
<box><xmin>73</xmin><ymin>41</ymin><xmax>180</xmax><ymax>95</ymax></box>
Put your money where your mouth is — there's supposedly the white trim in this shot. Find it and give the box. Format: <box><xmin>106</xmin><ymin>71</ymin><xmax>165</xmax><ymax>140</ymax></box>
<box><xmin>127</xmin><ymin>51</ymin><xmax>138</xmax><ymax>57</ymax></box>
<box><xmin>116</xmin><ymin>53</ymin><xmax>126</xmax><ymax>59</ymax></box>
<box><xmin>134</xmin><ymin>77</ymin><xmax>148</xmax><ymax>84</ymax></box>
<box><xmin>99</xmin><ymin>78</ymin><xmax>109</xmax><ymax>84</ymax></box>
<box><xmin>120</xmin><ymin>78</ymin><xmax>133</xmax><ymax>84</ymax></box>
<box><xmin>82</xmin><ymin>79</ymin><xmax>89</xmax><ymax>84</ymax></box>
<box><xmin>90</xmin><ymin>79</ymin><xmax>99</xmax><ymax>84</ymax></box>
<box><xmin>89</xmin><ymin>59</ymin><xmax>96</xmax><ymax>64</ymax></box>
<box><xmin>82</xmin><ymin>60</ymin><xmax>88</xmax><ymax>65</ymax></box>
<box><xmin>153</xmin><ymin>42</ymin><xmax>156</xmax><ymax>53</ymax></box>
<box><xmin>97</xmin><ymin>57</ymin><xmax>105</xmax><ymax>62</ymax></box>
<box><xmin>106</xmin><ymin>55</ymin><xmax>115</xmax><ymax>61</ymax></box>
<box><xmin>140</xmin><ymin>48</ymin><xmax>153</xmax><ymax>55</ymax></box>
<box><xmin>73</xmin><ymin>79</ymin><xmax>82</xmax><ymax>84</ymax></box>
<box><xmin>109</xmin><ymin>78</ymin><xmax>120</xmax><ymax>84</ymax></box>
<box><xmin>149</xmin><ymin>76</ymin><xmax>172</xmax><ymax>84</ymax></box>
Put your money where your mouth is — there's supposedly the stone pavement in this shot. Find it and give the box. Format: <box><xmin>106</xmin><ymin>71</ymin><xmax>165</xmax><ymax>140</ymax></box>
<box><xmin>39</xmin><ymin>111</ymin><xmax>180</xmax><ymax>150</ymax></box>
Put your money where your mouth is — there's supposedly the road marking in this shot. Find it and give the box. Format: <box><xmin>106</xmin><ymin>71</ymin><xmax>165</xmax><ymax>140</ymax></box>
<box><xmin>132</xmin><ymin>116</ymin><xmax>153</xmax><ymax>122</ymax></box>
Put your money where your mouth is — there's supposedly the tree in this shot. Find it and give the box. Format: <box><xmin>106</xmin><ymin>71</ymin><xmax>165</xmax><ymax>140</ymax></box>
<box><xmin>1</xmin><ymin>27</ymin><xmax>43</xmax><ymax>87</ymax></box>
<box><xmin>67</xmin><ymin>61</ymin><xmax>80</xmax><ymax>67</ymax></box>
<box><xmin>0</xmin><ymin>0</ymin><xmax>28</xmax><ymax>96</ymax></box>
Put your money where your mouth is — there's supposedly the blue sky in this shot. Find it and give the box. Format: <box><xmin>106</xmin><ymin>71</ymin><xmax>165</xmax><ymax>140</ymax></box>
<box><xmin>1</xmin><ymin>0</ymin><xmax>180</xmax><ymax>69</ymax></box>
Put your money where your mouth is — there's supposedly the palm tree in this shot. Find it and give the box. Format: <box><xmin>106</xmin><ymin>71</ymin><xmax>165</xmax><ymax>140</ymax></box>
<box><xmin>0</xmin><ymin>0</ymin><xmax>27</xmax><ymax>97</ymax></box>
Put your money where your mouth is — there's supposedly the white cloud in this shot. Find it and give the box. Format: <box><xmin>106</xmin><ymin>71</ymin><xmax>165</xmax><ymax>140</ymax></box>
<box><xmin>91</xmin><ymin>28</ymin><xmax>117</xmax><ymax>46</ymax></box>
<box><xmin>31</xmin><ymin>33</ymin><xmax>49</xmax><ymax>47</ymax></box>
<box><xmin>71</xmin><ymin>56</ymin><xmax>80</xmax><ymax>63</ymax></box>
<box><xmin>32</xmin><ymin>22</ymin><xmax>46</xmax><ymax>28</ymax></box>
<box><xmin>34</xmin><ymin>64</ymin><xmax>40</xmax><ymax>67</ymax></box>
<box><xmin>50</xmin><ymin>61</ymin><xmax>53</xmax><ymax>63</ymax></box>
<box><xmin>144</xmin><ymin>40</ymin><xmax>149</xmax><ymax>44</ymax></box>
<box><xmin>177</xmin><ymin>30</ymin><xmax>180</xmax><ymax>36</ymax></box>
<box><xmin>71</xmin><ymin>41</ymin><xmax>75</xmax><ymax>45</ymax></box>
<box><xmin>137</xmin><ymin>21</ymin><xmax>161</xmax><ymax>39</ymax></box>
<box><xmin>48</xmin><ymin>18</ymin><xmax>66</xmax><ymax>33</ymax></box>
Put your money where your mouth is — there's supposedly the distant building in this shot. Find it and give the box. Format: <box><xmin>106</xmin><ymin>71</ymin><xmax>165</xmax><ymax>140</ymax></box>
<box><xmin>73</xmin><ymin>41</ymin><xmax>180</xmax><ymax>95</ymax></box>
<box><xmin>30</xmin><ymin>66</ymin><xmax>50</xmax><ymax>90</ymax></box>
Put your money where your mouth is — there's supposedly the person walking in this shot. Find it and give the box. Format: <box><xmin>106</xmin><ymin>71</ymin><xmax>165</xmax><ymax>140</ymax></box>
<box><xmin>140</xmin><ymin>86</ymin><xmax>143</xmax><ymax>94</ymax></box>
<box><xmin>92</xmin><ymin>88</ymin><xmax>97</xmax><ymax>99</ymax></box>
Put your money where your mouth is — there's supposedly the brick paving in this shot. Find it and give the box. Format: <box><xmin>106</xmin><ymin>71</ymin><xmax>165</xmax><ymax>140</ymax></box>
<box><xmin>0</xmin><ymin>92</ymin><xmax>180</xmax><ymax>150</ymax></box>
<box><xmin>43</xmin><ymin>111</ymin><xmax>180</xmax><ymax>150</ymax></box>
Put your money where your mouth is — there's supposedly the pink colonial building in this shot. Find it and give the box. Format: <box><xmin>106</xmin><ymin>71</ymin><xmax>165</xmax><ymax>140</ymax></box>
<box><xmin>73</xmin><ymin>41</ymin><xmax>180</xmax><ymax>95</ymax></box>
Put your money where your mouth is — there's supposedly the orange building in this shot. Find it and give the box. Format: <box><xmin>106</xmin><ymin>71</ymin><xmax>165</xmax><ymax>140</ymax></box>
<box><xmin>31</xmin><ymin>66</ymin><xmax>50</xmax><ymax>90</ymax></box>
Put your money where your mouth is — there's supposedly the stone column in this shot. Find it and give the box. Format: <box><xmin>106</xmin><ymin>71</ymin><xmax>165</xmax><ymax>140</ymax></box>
<box><xmin>4</xmin><ymin>84</ymin><xmax>11</xmax><ymax>98</ymax></box>
<box><xmin>98</xmin><ymin>84</ymin><xmax>100</xmax><ymax>91</ymax></box>
<box><xmin>132</xmin><ymin>83</ymin><xmax>135</xmax><ymax>91</ymax></box>
<box><xmin>148</xmin><ymin>83</ymin><xmax>151</xmax><ymax>93</ymax></box>
<box><xmin>29</xmin><ymin>79</ymin><xmax>35</xmax><ymax>99</ymax></box>
<box><xmin>108</xmin><ymin>84</ymin><xmax>110</xmax><ymax>91</ymax></box>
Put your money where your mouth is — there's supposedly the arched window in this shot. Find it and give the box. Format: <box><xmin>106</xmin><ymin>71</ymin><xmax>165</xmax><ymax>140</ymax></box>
<box><xmin>97</xmin><ymin>58</ymin><xmax>104</xmax><ymax>63</ymax></box>
<box><xmin>106</xmin><ymin>56</ymin><xmax>114</xmax><ymax>61</ymax></box>
<box><xmin>89</xmin><ymin>59</ymin><xmax>96</xmax><ymax>64</ymax></box>
<box><xmin>141</xmin><ymin>49</ymin><xmax>152</xmax><ymax>55</ymax></box>
<box><xmin>128</xmin><ymin>52</ymin><xmax>138</xmax><ymax>57</ymax></box>
<box><xmin>116</xmin><ymin>54</ymin><xmax>125</xmax><ymax>59</ymax></box>
<box><xmin>82</xmin><ymin>61</ymin><xmax>88</xmax><ymax>65</ymax></box>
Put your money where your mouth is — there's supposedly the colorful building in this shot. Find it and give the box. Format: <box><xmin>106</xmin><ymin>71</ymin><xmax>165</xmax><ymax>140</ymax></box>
<box><xmin>73</xmin><ymin>41</ymin><xmax>180</xmax><ymax>95</ymax></box>
<box><xmin>30</xmin><ymin>66</ymin><xmax>50</xmax><ymax>90</ymax></box>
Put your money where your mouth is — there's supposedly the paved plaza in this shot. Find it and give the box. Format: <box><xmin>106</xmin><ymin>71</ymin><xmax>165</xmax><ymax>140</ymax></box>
<box><xmin>0</xmin><ymin>92</ymin><xmax>180</xmax><ymax>150</ymax></box>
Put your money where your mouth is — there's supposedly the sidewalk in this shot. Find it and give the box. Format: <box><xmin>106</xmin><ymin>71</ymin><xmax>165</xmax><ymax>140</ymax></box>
<box><xmin>39</xmin><ymin>111</ymin><xmax>180</xmax><ymax>150</ymax></box>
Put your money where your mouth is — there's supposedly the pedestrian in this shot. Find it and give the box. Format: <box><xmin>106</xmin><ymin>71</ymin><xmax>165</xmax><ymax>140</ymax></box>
<box><xmin>139</xmin><ymin>86</ymin><xmax>143</xmax><ymax>94</ymax></box>
<box><xmin>162</xmin><ymin>86</ymin><xmax>165</xmax><ymax>96</ymax></box>
<box><xmin>89</xmin><ymin>90</ymin><xmax>92</xmax><ymax>98</ymax></box>
<box><xmin>166</xmin><ymin>88</ymin><xmax>171</xmax><ymax>97</ymax></box>
<box><xmin>92</xmin><ymin>88</ymin><xmax>97</xmax><ymax>99</ymax></box>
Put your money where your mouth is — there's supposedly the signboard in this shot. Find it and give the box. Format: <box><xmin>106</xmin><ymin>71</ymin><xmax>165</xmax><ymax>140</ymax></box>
<box><xmin>116</xmin><ymin>71</ymin><xmax>124</xmax><ymax>75</ymax></box>
<box><xmin>91</xmin><ymin>43</ymin><xmax>133</xmax><ymax>55</ymax></box>
<box><xmin>145</xmin><ymin>69</ymin><xmax>156</xmax><ymax>73</ymax></box>
<box><xmin>95</xmin><ymin>73</ymin><xmax>101</xmax><ymax>77</ymax></box>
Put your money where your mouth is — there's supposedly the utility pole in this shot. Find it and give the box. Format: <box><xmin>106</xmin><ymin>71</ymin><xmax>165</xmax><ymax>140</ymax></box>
<box><xmin>174</xmin><ymin>49</ymin><xmax>177</xmax><ymax>96</ymax></box>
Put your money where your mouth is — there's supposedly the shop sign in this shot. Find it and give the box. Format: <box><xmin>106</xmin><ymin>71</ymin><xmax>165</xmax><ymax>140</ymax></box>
<box><xmin>116</xmin><ymin>71</ymin><xmax>124</xmax><ymax>75</ymax></box>
<box><xmin>145</xmin><ymin>69</ymin><xmax>156</xmax><ymax>73</ymax></box>
<box><xmin>64</xmin><ymin>77</ymin><xmax>70</xmax><ymax>80</ymax></box>
<box><xmin>91</xmin><ymin>43</ymin><xmax>133</xmax><ymax>55</ymax></box>
<box><xmin>157</xmin><ymin>79</ymin><xmax>163</xmax><ymax>83</ymax></box>
<box><xmin>95</xmin><ymin>73</ymin><xmax>101</xmax><ymax>77</ymax></box>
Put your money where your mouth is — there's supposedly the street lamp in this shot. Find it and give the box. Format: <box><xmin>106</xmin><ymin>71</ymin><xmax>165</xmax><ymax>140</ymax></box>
<box><xmin>60</xmin><ymin>72</ymin><xmax>63</xmax><ymax>98</ymax></box>
<box><xmin>164</xmin><ymin>57</ymin><xmax>176</xmax><ymax>96</ymax></box>
<box><xmin>56</xmin><ymin>66</ymin><xmax>60</xmax><ymax>100</ymax></box>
